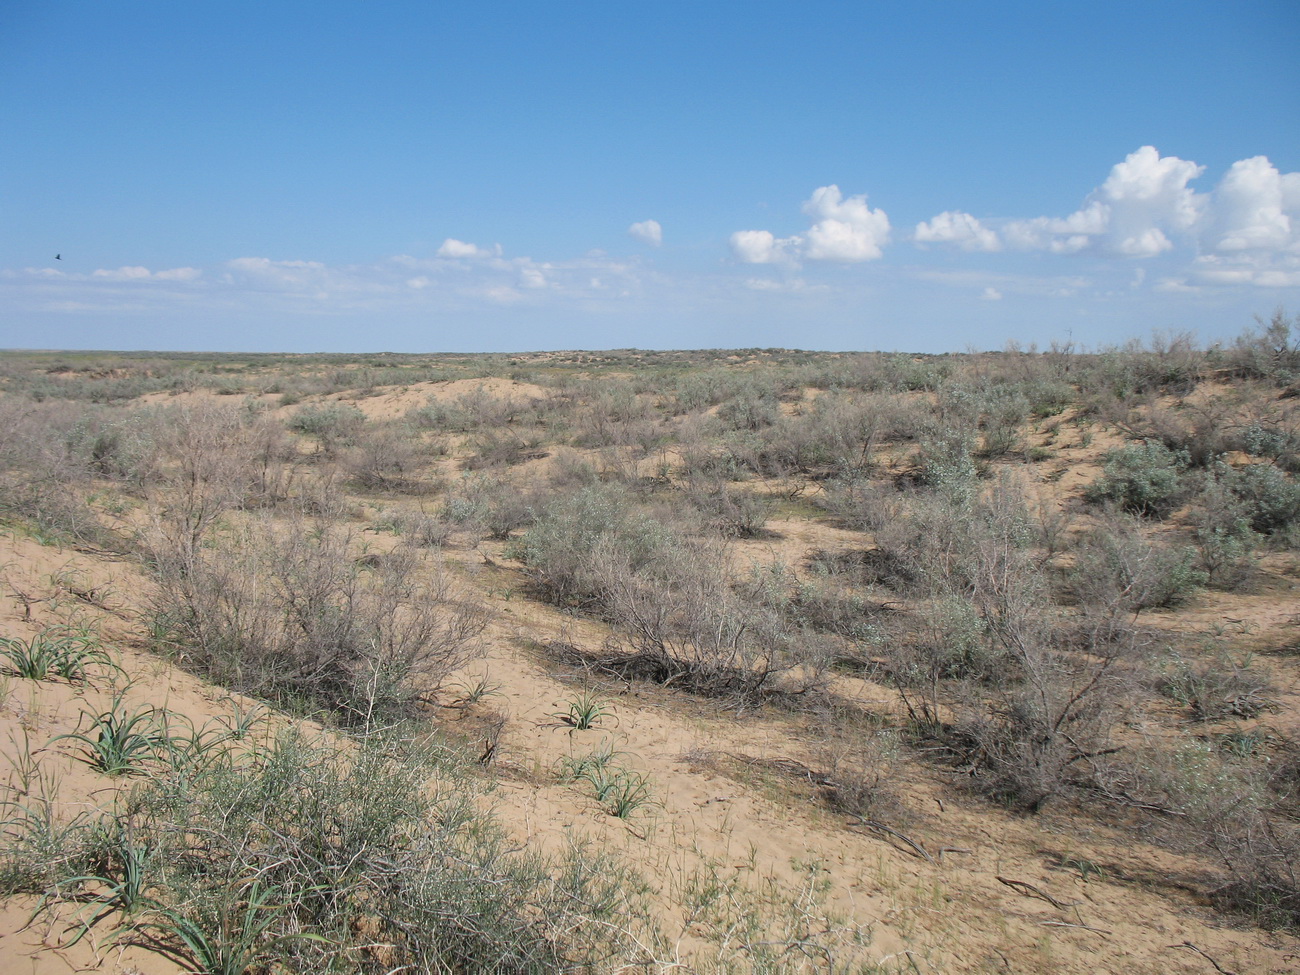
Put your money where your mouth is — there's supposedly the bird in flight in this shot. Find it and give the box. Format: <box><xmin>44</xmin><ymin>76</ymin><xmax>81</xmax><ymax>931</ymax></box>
<box><xmin>55</xmin><ymin>254</ymin><xmax>61</xmax><ymax>260</ymax></box>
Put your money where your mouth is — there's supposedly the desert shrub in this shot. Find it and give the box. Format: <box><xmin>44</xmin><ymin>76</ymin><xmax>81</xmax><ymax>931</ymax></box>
<box><xmin>522</xmin><ymin>486</ymin><xmax>822</xmax><ymax>698</ymax></box>
<box><xmin>715</xmin><ymin>389</ymin><xmax>780</xmax><ymax>431</ymax></box>
<box><xmin>1069</xmin><ymin>514</ymin><xmax>1205</xmax><ymax>617</ymax></box>
<box><xmin>1091</xmin><ymin>331</ymin><xmax>1205</xmax><ymax>398</ymax></box>
<box><xmin>287</xmin><ymin>402</ymin><xmax>366</xmax><ymax>453</ymax></box>
<box><xmin>1023</xmin><ymin>378</ymin><xmax>1076</xmax><ymax>417</ymax></box>
<box><xmin>1111</xmin><ymin>399</ymin><xmax>1234</xmax><ymax>468</ymax></box>
<box><xmin>1239</xmin><ymin>421</ymin><xmax>1300</xmax><ymax>472</ymax></box>
<box><xmin>813</xmin><ymin>729</ymin><xmax>904</xmax><ymax>821</ymax></box>
<box><xmin>40</xmin><ymin>726</ymin><xmax>658</xmax><ymax>972</ymax></box>
<box><xmin>910</xmin><ymin>432</ymin><xmax>979</xmax><ymax>502</ymax></box>
<box><xmin>1125</xmin><ymin>739</ymin><xmax>1300</xmax><ymax>926</ymax></box>
<box><xmin>681</xmin><ymin>477</ymin><xmax>769</xmax><ymax>537</ymax></box>
<box><xmin>595</xmin><ymin>536</ymin><xmax>816</xmax><ymax>701</ymax></box>
<box><xmin>443</xmin><ymin>471</ymin><xmax>547</xmax><ymax>542</ymax></box>
<box><xmin>739</xmin><ymin>391</ymin><xmax>899</xmax><ymax>478</ymax></box>
<box><xmin>1221</xmin><ymin>463</ymin><xmax>1300</xmax><ymax>540</ymax></box>
<box><xmin>62</xmin><ymin>407</ymin><xmax>160</xmax><ymax>483</ymax></box>
<box><xmin>1157</xmin><ymin>647</ymin><xmax>1275</xmax><ymax>721</ymax></box>
<box><xmin>343</xmin><ymin>424</ymin><xmax>431</xmax><ymax>491</ymax></box>
<box><xmin>1085</xmin><ymin>440</ymin><xmax>1190</xmax><ymax>517</ymax></box>
<box><xmin>375</xmin><ymin>508</ymin><xmax>454</xmax><ymax>547</ymax></box>
<box><xmin>517</xmin><ymin>484</ymin><xmax>669</xmax><ymax>607</ymax></box>
<box><xmin>1225</xmin><ymin>308</ymin><xmax>1300</xmax><ymax>385</ymax></box>
<box><xmin>463</xmin><ymin>429</ymin><xmax>547</xmax><ymax>470</ymax></box>
<box><xmin>147</xmin><ymin>516</ymin><xmax>485</xmax><ymax>723</ymax></box>
<box><xmin>407</xmin><ymin>396</ymin><xmax>470</xmax><ymax>431</ymax></box>
<box><xmin>0</xmin><ymin>401</ymin><xmax>109</xmax><ymax>544</ymax></box>
<box><xmin>672</xmin><ymin>369</ymin><xmax>757</xmax><ymax>412</ymax></box>
<box><xmin>1191</xmin><ymin>469</ymin><xmax>1260</xmax><ymax>587</ymax></box>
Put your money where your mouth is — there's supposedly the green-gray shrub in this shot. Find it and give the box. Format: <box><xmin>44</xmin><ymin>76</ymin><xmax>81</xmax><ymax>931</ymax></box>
<box><xmin>1085</xmin><ymin>440</ymin><xmax>1190</xmax><ymax>517</ymax></box>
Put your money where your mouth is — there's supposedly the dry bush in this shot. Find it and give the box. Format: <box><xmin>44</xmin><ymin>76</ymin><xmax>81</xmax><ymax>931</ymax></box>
<box><xmin>147</xmin><ymin>514</ymin><xmax>486</xmax><ymax>723</ymax></box>
<box><xmin>680</xmin><ymin>476</ymin><xmax>770</xmax><ymax>537</ymax></box>
<box><xmin>1110</xmin><ymin>398</ymin><xmax>1235</xmax><ymax>468</ymax></box>
<box><xmin>461</xmin><ymin>428</ymin><xmax>547</xmax><ymax>470</ymax></box>
<box><xmin>0</xmin><ymin>399</ymin><xmax>115</xmax><ymax>543</ymax></box>
<box><xmin>1191</xmin><ymin>469</ymin><xmax>1260</xmax><ymax>589</ymax></box>
<box><xmin>517</xmin><ymin>483</ymin><xmax>669</xmax><ymax>608</ymax></box>
<box><xmin>443</xmin><ymin>471</ymin><xmax>549</xmax><ymax>542</ymax></box>
<box><xmin>143</xmin><ymin>404</ymin><xmax>295</xmax><ymax>567</ymax></box>
<box><xmin>375</xmin><ymin>507</ymin><xmax>455</xmax><ymax>547</ymax></box>
<box><xmin>1220</xmin><ymin>462</ymin><xmax>1300</xmax><ymax>542</ymax></box>
<box><xmin>1116</xmin><ymin>739</ymin><xmax>1300</xmax><ymax>926</ymax></box>
<box><xmin>1068</xmin><ymin>512</ymin><xmax>1206</xmax><ymax>621</ymax></box>
<box><xmin>594</xmin><ymin>535</ymin><xmax>822</xmax><ymax>701</ymax></box>
<box><xmin>287</xmin><ymin>402</ymin><xmax>367</xmax><ymax>455</ymax></box>
<box><xmin>1156</xmin><ymin>644</ymin><xmax>1276</xmax><ymax>720</ymax></box>
<box><xmin>1224</xmin><ymin>307</ymin><xmax>1300</xmax><ymax>385</ymax></box>
<box><xmin>343</xmin><ymin>423</ymin><xmax>438</xmax><ymax>492</ymax></box>
<box><xmin>521</xmin><ymin>484</ymin><xmax>826</xmax><ymax>699</ymax></box>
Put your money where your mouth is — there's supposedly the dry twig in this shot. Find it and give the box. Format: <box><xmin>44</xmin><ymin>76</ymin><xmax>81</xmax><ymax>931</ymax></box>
<box><xmin>851</xmin><ymin>819</ymin><xmax>935</xmax><ymax>863</ymax></box>
<box><xmin>996</xmin><ymin>876</ymin><xmax>1078</xmax><ymax>910</ymax></box>
<box><xmin>1167</xmin><ymin>942</ymin><xmax>1237</xmax><ymax>975</ymax></box>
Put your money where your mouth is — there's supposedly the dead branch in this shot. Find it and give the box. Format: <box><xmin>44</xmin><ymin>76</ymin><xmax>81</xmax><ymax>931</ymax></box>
<box><xmin>850</xmin><ymin>819</ymin><xmax>935</xmax><ymax>863</ymax></box>
<box><xmin>1040</xmin><ymin>920</ymin><xmax>1110</xmax><ymax>935</ymax></box>
<box><xmin>1167</xmin><ymin>942</ymin><xmax>1238</xmax><ymax>975</ymax></box>
<box><xmin>996</xmin><ymin>876</ymin><xmax>1078</xmax><ymax>910</ymax></box>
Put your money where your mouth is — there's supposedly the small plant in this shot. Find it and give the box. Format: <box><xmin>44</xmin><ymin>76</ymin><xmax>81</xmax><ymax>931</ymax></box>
<box><xmin>557</xmin><ymin>738</ymin><xmax>626</xmax><ymax>782</ymax></box>
<box><xmin>447</xmin><ymin>672</ymin><xmax>503</xmax><ymax>708</ymax></box>
<box><xmin>0</xmin><ymin>626</ymin><xmax>117</xmax><ymax>682</ymax></box>
<box><xmin>48</xmin><ymin>825</ymin><xmax>155</xmax><ymax>947</ymax></box>
<box><xmin>52</xmin><ymin>698</ymin><xmax>170</xmax><ymax>776</ymax></box>
<box><xmin>552</xmin><ymin>690</ymin><xmax>615</xmax><ymax>731</ymax></box>
<box><xmin>602</xmin><ymin>770</ymin><xmax>656</xmax><ymax>819</ymax></box>
<box><xmin>139</xmin><ymin>879</ymin><xmax>327</xmax><ymax>975</ymax></box>
<box><xmin>1158</xmin><ymin>649</ymin><xmax>1276</xmax><ymax>721</ymax></box>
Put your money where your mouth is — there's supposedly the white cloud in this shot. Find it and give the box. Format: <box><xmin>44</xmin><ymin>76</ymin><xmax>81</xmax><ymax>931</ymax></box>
<box><xmin>915</xmin><ymin>211</ymin><xmax>1001</xmax><ymax>252</ymax></box>
<box><xmin>436</xmin><ymin>238</ymin><xmax>499</xmax><ymax>259</ymax></box>
<box><xmin>743</xmin><ymin>277</ymin><xmax>817</xmax><ymax>293</ymax></box>
<box><xmin>84</xmin><ymin>265</ymin><xmax>202</xmax><ymax>282</ymax></box>
<box><xmin>731</xmin><ymin>185</ymin><xmax>890</xmax><ymax>265</ymax></box>
<box><xmin>91</xmin><ymin>266</ymin><xmax>153</xmax><ymax>280</ymax></box>
<box><xmin>520</xmin><ymin>267</ymin><xmax>547</xmax><ymax>289</ymax></box>
<box><xmin>801</xmin><ymin>185</ymin><xmax>891</xmax><ymax>262</ymax></box>
<box><xmin>982</xmin><ymin>146</ymin><xmax>1300</xmax><ymax>289</ymax></box>
<box><xmin>1204</xmin><ymin>155</ymin><xmax>1300</xmax><ymax>253</ymax></box>
<box><xmin>628</xmin><ymin>219</ymin><xmax>662</xmax><ymax>247</ymax></box>
<box><xmin>730</xmin><ymin>229</ymin><xmax>799</xmax><ymax>264</ymax></box>
<box><xmin>154</xmin><ymin>267</ymin><xmax>202</xmax><ymax>281</ymax></box>
<box><xmin>1005</xmin><ymin>146</ymin><xmax>1204</xmax><ymax>258</ymax></box>
<box><xmin>980</xmin><ymin>287</ymin><xmax>1002</xmax><ymax>301</ymax></box>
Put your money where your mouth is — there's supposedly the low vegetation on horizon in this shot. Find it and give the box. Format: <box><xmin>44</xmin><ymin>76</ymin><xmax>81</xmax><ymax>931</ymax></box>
<box><xmin>2</xmin><ymin>312</ymin><xmax>1299</xmax><ymax>973</ymax></box>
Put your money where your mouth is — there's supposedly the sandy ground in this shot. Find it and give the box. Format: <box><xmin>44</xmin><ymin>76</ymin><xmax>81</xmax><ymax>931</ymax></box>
<box><xmin>3</xmin><ymin>397</ymin><xmax>1300</xmax><ymax>972</ymax></box>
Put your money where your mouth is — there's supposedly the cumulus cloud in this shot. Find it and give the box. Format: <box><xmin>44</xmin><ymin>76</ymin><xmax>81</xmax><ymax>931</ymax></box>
<box><xmin>915</xmin><ymin>210</ymin><xmax>1001</xmax><ymax>252</ymax></box>
<box><xmin>436</xmin><ymin>238</ymin><xmax>500</xmax><ymax>259</ymax></box>
<box><xmin>730</xmin><ymin>229</ymin><xmax>799</xmax><ymax>264</ymax></box>
<box><xmin>981</xmin><ymin>287</ymin><xmax>1002</xmax><ymax>301</ymax></box>
<box><xmin>1204</xmin><ymin>155</ymin><xmax>1300</xmax><ymax>253</ymax></box>
<box><xmin>801</xmin><ymin>185</ymin><xmax>891</xmax><ymax>261</ymax></box>
<box><xmin>1004</xmin><ymin>146</ymin><xmax>1204</xmax><ymax>257</ymax></box>
<box><xmin>971</xmin><ymin>146</ymin><xmax>1300</xmax><ymax>288</ymax></box>
<box><xmin>731</xmin><ymin>185</ymin><xmax>890</xmax><ymax>265</ymax></box>
<box><xmin>628</xmin><ymin>219</ymin><xmax>662</xmax><ymax>247</ymax></box>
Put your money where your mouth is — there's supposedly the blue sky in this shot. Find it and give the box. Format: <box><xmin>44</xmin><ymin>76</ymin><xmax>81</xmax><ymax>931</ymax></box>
<box><xmin>2</xmin><ymin>1</ymin><xmax>1298</xmax><ymax>353</ymax></box>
